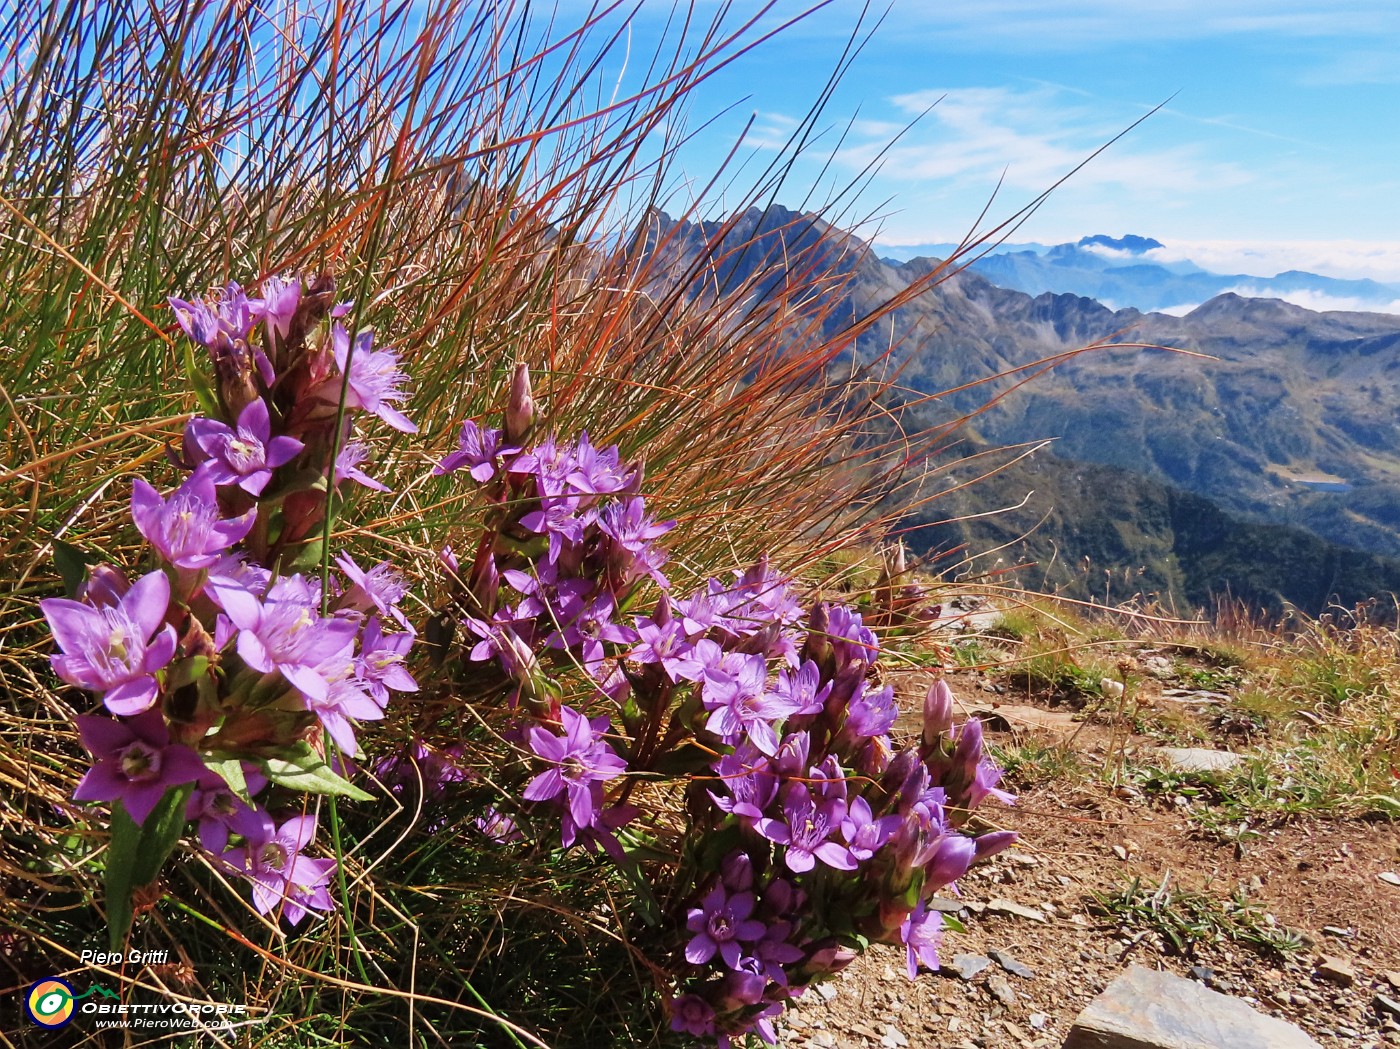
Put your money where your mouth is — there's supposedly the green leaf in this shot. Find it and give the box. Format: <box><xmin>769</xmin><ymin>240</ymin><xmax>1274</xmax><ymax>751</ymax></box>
<box><xmin>202</xmin><ymin>757</ymin><xmax>249</xmax><ymax>801</ymax></box>
<box><xmin>261</xmin><ymin>742</ymin><xmax>374</xmax><ymax>801</ymax></box>
<box><xmin>164</xmin><ymin>655</ymin><xmax>209</xmax><ymax>691</ymax></box>
<box><xmin>942</xmin><ymin>914</ymin><xmax>967</xmax><ymax>935</ymax></box>
<box><xmin>52</xmin><ymin>539</ymin><xmax>95</xmax><ymax>598</ymax></box>
<box><xmin>182</xmin><ymin>338</ymin><xmax>221</xmax><ymax>419</ymax></box>
<box><xmin>104</xmin><ymin>785</ymin><xmax>193</xmax><ymax>951</ymax></box>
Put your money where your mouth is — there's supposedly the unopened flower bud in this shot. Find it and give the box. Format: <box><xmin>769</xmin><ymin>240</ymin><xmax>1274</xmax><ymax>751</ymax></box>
<box><xmin>921</xmin><ymin>679</ymin><xmax>955</xmax><ymax>749</ymax></box>
<box><xmin>77</xmin><ymin>564</ymin><xmax>131</xmax><ymax>607</ymax></box>
<box><xmin>504</xmin><ymin>363</ymin><xmax>534</xmax><ymax>444</ymax></box>
<box><xmin>972</xmin><ymin>829</ymin><xmax>1018</xmax><ymax>860</ymax></box>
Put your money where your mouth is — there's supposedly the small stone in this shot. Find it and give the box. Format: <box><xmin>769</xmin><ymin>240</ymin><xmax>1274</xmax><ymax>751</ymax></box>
<box><xmin>807</xmin><ymin>1032</ymin><xmax>836</xmax><ymax>1049</ymax></box>
<box><xmin>1377</xmin><ymin>995</ymin><xmax>1400</xmax><ymax>1021</ymax></box>
<box><xmin>986</xmin><ymin>974</ymin><xmax>1017</xmax><ymax>1007</ymax></box>
<box><xmin>1386</xmin><ymin>971</ymin><xmax>1400</xmax><ymax>991</ymax></box>
<box><xmin>943</xmin><ymin>954</ymin><xmax>991</xmax><ymax>981</ymax></box>
<box><xmin>879</xmin><ymin>1025</ymin><xmax>909</xmax><ymax>1048</ymax></box>
<box><xmin>1004</xmin><ymin>851</ymin><xmax>1040</xmax><ymax>867</ymax></box>
<box><xmin>1188</xmin><ymin>965</ymin><xmax>1214</xmax><ymax>983</ymax></box>
<box><xmin>1029</xmin><ymin>1013</ymin><xmax>1047</xmax><ymax>1030</ymax></box>
<box><xmin>1336</xmin><ymin>1027</ymin><xmax>1360</xmax><ymax>1038</ymax></box>
<box><xmin>1112</xmin><ymin>844</ymin><xmax>1129</xmax><ymax>861</ymax></box>
<box><xmin>989</xmin><ymin>948</ymin><xmax>1035</xmax><ymax>979</ymax></box>
<box><xmin>880</xmin><ymin>966</ymin><xmax>898</xmax><ymax>981</ymax></box>
<box><xmin>1323</xmin><ymin>926</ymin><xmax>1353</xmax><ymax>938</ymax></box>
<box><xmin>815</xmin><ymin>982</ymin><xmax>837</xmax><ymax>1001</ymax></box>
<box><xmin>1152</xmin><ymin>746</ymin><xmax>1246</xmax><ymax>773</ymax></box>
<box><xmin>1318</xmin><ymin>956</ymin><xmax>1358</xmax><ymax>987</ymax></box>
<box><xmin>926</xmin><ymin>896</ymin><xmax>967</xmax><ymax>913</ymax></box>
<box><xmin>985</xmin><ymin>898</ymin><xmax>1049</xmax><ymax>923</ymax></box>
<box><xmin>1379</xmin><ymin>872</ymin><xmax>1400</xmax><ymax>888</ymax></box>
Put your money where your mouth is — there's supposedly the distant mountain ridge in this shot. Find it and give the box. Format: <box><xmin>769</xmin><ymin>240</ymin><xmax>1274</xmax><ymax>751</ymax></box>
<box><xmin>641</xmin><ymin>204</ymin><xmax>1400</xmax><ymax>612</ymax></box>
<box><xmin>878</xmin><ymin>234</ymin><xmax>1400</xmax><ymax>313</ymax></box>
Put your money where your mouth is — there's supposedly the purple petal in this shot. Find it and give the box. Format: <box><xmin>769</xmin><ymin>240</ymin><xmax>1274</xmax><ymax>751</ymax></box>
<box><xmin>40</xmin><ymin>598</ymin><xmax>99</xmax><ymax>654</ymax></box>
<box><xmin>685</xmin><ymin>935</ymin><xmax>718</xmax><ymax>965</ymax></box>
<box><xmin>523</xmin><ymin>768</ymin><xmax>564</xmax><ymax>802</ymax></box>
<box><xmin>74</xmin><ymin>715</ymin><xmax>133</xmax><ymax>755</ymax></box>
<box><xmin>121</xmin><ymin>781</ymin><xmax>172</xmax><ymax>826</ymax></box>
<box><xmin>123</xmin><ymin>570</ymin><xmax>172</xmax><ymax>640</ymax></box>
<box><xmin>142</xmin><ymin>624</ymin><xmax>178</xmax><ymax>673</ymax></box>
<box><xmin>102</xmin><ymin>676</ymin><xmax>160</xmax><ymax>716</ymax></box>
<box><xmin>72</xmin><ymin>761</ymin><xmax>126</xmax><ymax>803</ymax></box>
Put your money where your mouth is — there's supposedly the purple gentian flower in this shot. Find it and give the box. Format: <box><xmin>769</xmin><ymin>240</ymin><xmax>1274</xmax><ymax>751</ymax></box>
<box><xmin>846</xmin><ymin>683</ymin><xmax>898</xmax><ymax>738</ymax></box>
<box><xmin>900</xmin><ymin>898</ymin><xmax>943</xmax><ymax>980</ymax></box>
<box><xmin>522</xmin><ymin>706</ymin><xmax>627</xmax><ymax>833</ymax></box>
<box><xmin>306</xmin><ymin>673</ymin><xmax>383</xmax><ymax>756</ymax></box>
<box><xmin>756</xmin><ymin>783</ymin><xmax>856</xmax><ymax>873</ymax></box>
<box><xmin>628</xmin><ymin>618</ymin><xmax>704</xmax><ymax>682</ymax></box>
<box><xmin>184</xmin><ymin>400</ymin><xmax>303</xmax><ymax>495</ymax></box>
<box><xmin>355</xmin><ymin>616</ymin><xmax>418</xmax><ymax>706</ymax></box>
<box><xmin>221</xmin><ymin>813</ymin><xmax>336</xmax><ymax>925</ymax></box>
<box><xmin>257</xmin><ymin>274</ymin><xmax>301</xmax><ymax>344</ymax></box>
<box><xmin>72</xmin><ymin>711</ymin><xmax>206</xmax><ymax>825</ymax></box>
<box><xmin>841</xmin><ymin>795</ymin><xmax>901</xmax><ymax>862</ymax></box>
<box><xmin>770</xmin><ymin>661</ymin><xmax>831</xmax><ymax>717</ymax></box>
<box><xmin>596</xmin><ymin>496</ymin><xmax>673</xmax><ymax>552</ymax></box>
<box><xmin>825</xmin><ymin>604</ymin><xmax>880</xmax><ymax>666</ymax></box>
<box><xmin>434</xmin><ymin>420</ymin><xmax>516</xmax><ymax>481</ymax></box>
<box><xmin>334</xmin><ymin>441</ymin><xmax>390</xmax><ymax>492</ymax></box>
<box><xmin>921</xmin><ymin>832</ymin><xmax>977</xmax><ymax>890</ymax></box>
<box><xmin>168</xmin><ymin>283</ymin><xmax>259</xmax><ymax>351</ymax></box>
<box><xmin>707</xmin><ymin>744</ymin><xmax>778</xmax><ymax>822</ymax></box>
<box><xmin>544</xmin><ymin>591</ymin><xmax>635</xmax><ymax>667</ymax></box>
<box><xmin>970</xmin><ymin>755</ymin><xmax>1017</xmax><ymax>807</ymax></box>
<box><xmin>702</xmin><ymin>652</ymin><xmax>795</xmax><ymax>754</ymax></box>
<box><xmin>334</xmin><ymin>553</ymin><xmax>410</xmax><ymax>628</ymax></box>
<box><xmin>564</xmin><ymin>433</ymin><xmax>631</xmax><ymax>495</ymax></box>
<box><xmin>668</xmin><ymin>995</ymin><xmax>716</xmax><ymax>1038</ymax></box>
<box><xmin>42</xmin><ymin>569</ymin><xmax>178</xmax><ymax>716</ymax></box>
<box><xmin>185</xmin><ymin>767</ymin><xmax>266</xmax><ymax>852</ymax></box>
<box><xmin>684</xmin><ymin>883</ymin><xmax>767</xmax><ymax>969</ymax></box>
<box><xmin>131</xmin><ymin>467</ymin><xmax>256</xmax><ymax>571</ymax></box>
<box><xmin>318</xmin><ymin>323</ymin><xmax>416</xmax><ymax>433</ymax></box>
<box><xmin>221</xmin><ymin>575</ymin><xmax>358</xmax><ymax>702</ymax></box>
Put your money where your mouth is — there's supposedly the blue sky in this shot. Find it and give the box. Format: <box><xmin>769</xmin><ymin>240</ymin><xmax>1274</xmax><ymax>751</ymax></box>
<box><xmin>592</xmin><ymin>0</ymin><xmax>1400</xmax><ymax>282</ymax></box>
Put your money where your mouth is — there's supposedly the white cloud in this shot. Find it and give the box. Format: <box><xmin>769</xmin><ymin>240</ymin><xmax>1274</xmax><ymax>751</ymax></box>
<box><xmin>1220</xmin><ymin>284</ymin><xmax>1400</xmax><ymax>314</ymax></box>
<box><xmin>1144</xmin><ymin>240</ymin><xmax>1400</xmax><ymax>283</ymax></box>
<box><xmin>834</xmin><ymin>85</ymin><xmax>1253</xmax><ymax>202</ymax></box>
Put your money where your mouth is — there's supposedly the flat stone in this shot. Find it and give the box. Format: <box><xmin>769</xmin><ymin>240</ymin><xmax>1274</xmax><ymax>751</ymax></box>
<box><xmin>1317</xmin><ymin>956</ymin><xmax>1357</xmax><ymax>987</ymax></box>
<box><xmin>1379</xmin><ymin>871</ymin><xmax>1400</xmax><ymax>888</ymax></box>
<box><xmin>986</xmin><ymin>974</ymin><xmax>1017</xmax><ymax>1007</ymax></box>
<box><xmin>926</xmin><ymin>896</ymin><xmax>968</xmax><ymax>913</ymax></box>
<box><xmin>1063</xmin><ymin>964</ymin><xmax>1324</xmax><ymax>1049</ymax></box>
<box><xmin>814</xmin><ymin>982</ymin><xmax>837</xmax><ymax>1001</ymax></box>
<box><xmin>989</xmin><ymin>948</ymin><xmax>1035</xmax><ymax>979</ymax></box>
<box><xmin>942</xmin><ymin>954</ymin><xmax>991</xmax><ymax>981</ymax></box>
<box><xmin>1152</xmin><ymin>747</ymin><xmax>1246</xmax><ymax>774</ymax></box>
<box><xmin>1187</xmin><ymin>965</ymin><xmax>1214</xmax><ymax>983</ymax></box>
<box><xmin>1029</xmin><ymin>1012</ymin><xmax>1047</xmax><ymax>1030</ymax></box>
<box><xmin>985</xmin><ymin>898</ymin><xmax>1050</xmax><ymax>923</ymax></box>
<box><xmin>879</xmin><ymin>1024</ymin><xmax>909</xmax><ymax>1048</ymax></box>
<box><xmin>1376</xmin><ymin>994</ymin><xmax>1400</xmax><ymax>1021</ymax></box>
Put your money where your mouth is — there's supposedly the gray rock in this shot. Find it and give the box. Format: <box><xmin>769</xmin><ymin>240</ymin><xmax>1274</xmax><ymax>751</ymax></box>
<box><xmin>942</xmin><ymin>954</ymin><xmax>991</xmax><ymax>981</ymax></box>
<box><xmin>986</xmin><ymin>974</ymin><xmax>1017</xmax><ymax>1007</ymax></box>
<box><xmin>1152</xmin><ymin>747</ymin><xmax>1246</xmax><ymax>773</ymax></box>
<box><xmin>989</xmin><ymin>948</ymin><xmax>1035</xmax><ymax>979</ymax></box>
<box><xmin>1187</xmin><ymin>965</ymin><xmax>1214</xmax><ymax>983</ymax></box>
<box><xmin>1376</xmin><ymin>994</ymin><xmax>1400</xmax><ymax>1021</ymax></box>
<box><xmin>1063</xmin><ymin>964</ymin><xmax>1324</xmax><ymax>1049</ymax></box>
<box><xmin>926</xmin><ymin>896</ymin><xmax>968</xmax><ymax>913</ymax></box>
<box><xmin>984</xmin><ymin>897</ymin><xmax>1050</xmax><ymax>923</ymax></box>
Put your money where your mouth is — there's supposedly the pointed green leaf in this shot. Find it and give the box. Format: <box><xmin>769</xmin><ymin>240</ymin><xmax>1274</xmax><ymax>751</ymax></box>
<box><xmin>202</xmin><ymin>757</ymin><xmax>249</xmax><ymax>801</ymax></box>
<box><xmin>52</xmin><ymin>539</ymin><xmax>95</xmax><ymax>598</ymax></box>
<box><xmin>104</xmin><ymin>785</ymin><xmax>193</xmax><ymax>951</ymax></box>
<box><xmin>260</xmin><ymin>742</ymin><xmax>374</xmax><ymax>801</ymax></box>
<box><xmin>182</xmin><ymin>339</ymin><xmax>221</xmax><ymax>419</ymax></box>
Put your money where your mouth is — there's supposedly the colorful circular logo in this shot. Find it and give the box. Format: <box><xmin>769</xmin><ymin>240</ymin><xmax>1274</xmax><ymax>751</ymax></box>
<box><xmin>25</xmin><ymin>978</ymin><xmax>76</xmax><ymax>1028</ymax></box>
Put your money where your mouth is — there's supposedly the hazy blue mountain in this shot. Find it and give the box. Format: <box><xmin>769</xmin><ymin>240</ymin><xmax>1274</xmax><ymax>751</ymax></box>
<box><xmin>878</xmin><ymin>234</ymin><xmax>1400</xmax><ymax>313</ymax></box>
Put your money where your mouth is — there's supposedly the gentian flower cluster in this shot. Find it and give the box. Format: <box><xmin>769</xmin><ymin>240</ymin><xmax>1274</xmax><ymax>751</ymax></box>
<box><xmin>42</xmin><ymin>275</ymin><xmax>417</xmax><ymax>928</ymax></box>
<box><xmin>435</xmin><ymin>370</ymin><xmax>1016</xmax><ymax>1047</ymax></box>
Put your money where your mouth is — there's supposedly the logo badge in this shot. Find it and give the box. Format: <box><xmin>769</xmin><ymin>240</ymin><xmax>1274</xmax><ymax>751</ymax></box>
<box><xmin>25</xmin><ymin>978</ymin><xmax>76</xmax><ymax>1028</ymax></box>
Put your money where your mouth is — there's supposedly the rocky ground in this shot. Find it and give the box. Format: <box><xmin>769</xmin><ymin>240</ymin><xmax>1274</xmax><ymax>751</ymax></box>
<box><xmin>773</xmin><ymin>629</ymin><xmax>1400</xmax><ymax>1049</ymax></box>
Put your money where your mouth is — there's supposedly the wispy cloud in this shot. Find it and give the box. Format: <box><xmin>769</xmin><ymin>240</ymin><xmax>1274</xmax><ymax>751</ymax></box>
<box><xmin>1221</xmin><ymin>284</ymin><xmax>1400</xmax><ymax>314</ymax></box>
<box><xmin>1144</xmin><ymin>240</ymin><xmax>1400</xmax><ymax>282</ymax></box>
<box><xmin>835</xmin><ymin>85</ymin><xmax>1252</xmax><ymax>201</ymax></box>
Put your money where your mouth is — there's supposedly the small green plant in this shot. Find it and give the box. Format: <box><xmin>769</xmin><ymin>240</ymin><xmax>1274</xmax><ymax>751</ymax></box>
<box><xmin>1089</xmin><ymin>876</ymin><xmax>1305</xmax><ymax>959</ymax></box>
